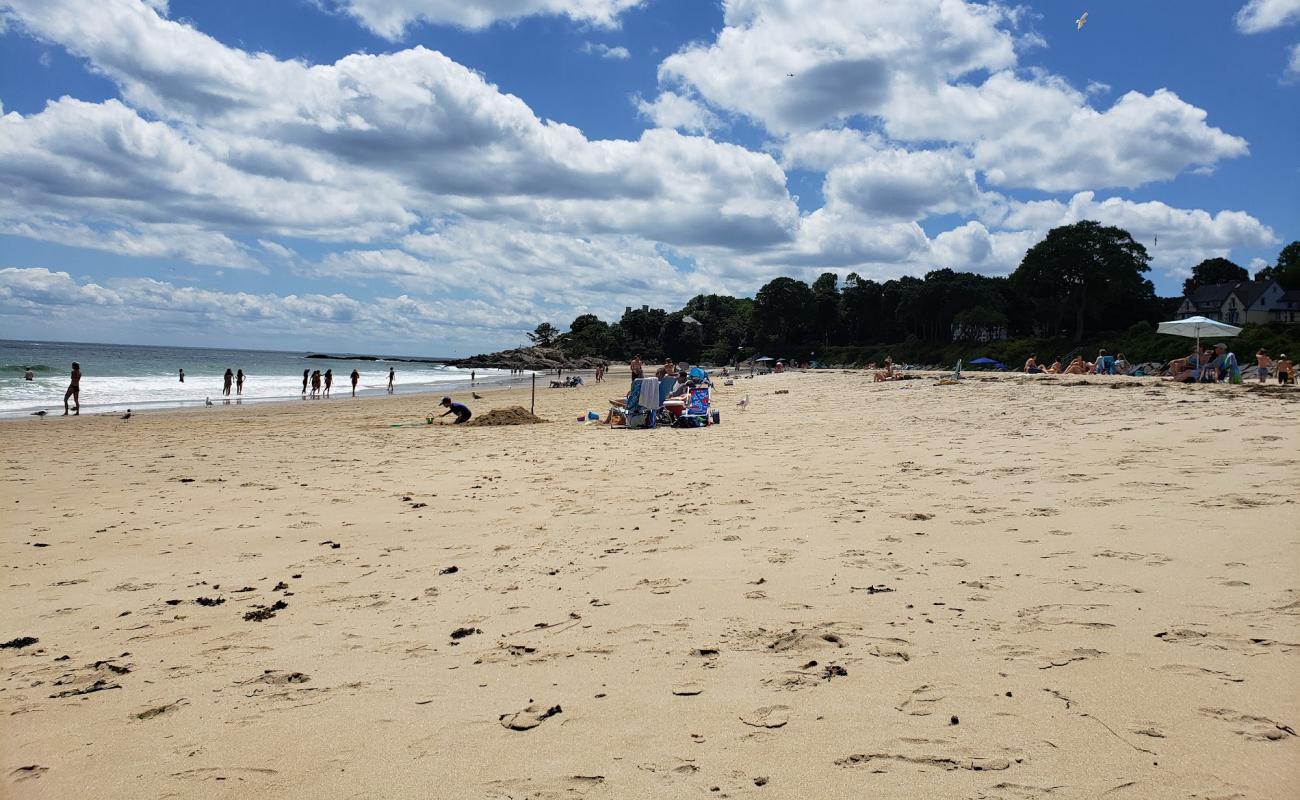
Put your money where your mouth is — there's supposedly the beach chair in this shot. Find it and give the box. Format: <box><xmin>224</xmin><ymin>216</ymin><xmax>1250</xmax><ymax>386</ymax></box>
<box><xmin>673</xmin><ymin>385</ymin><xmax>712</xmax><ymax>427</ymax></box>
<box><xmin>612</xmin><ymin>378</ymin><xmax>652</xmax><ymax>428</ymax></box>
<box><xmin>1095</xmin><ymin>355</ymin><xmax>1115</xmax><ymax>375</ymax></box>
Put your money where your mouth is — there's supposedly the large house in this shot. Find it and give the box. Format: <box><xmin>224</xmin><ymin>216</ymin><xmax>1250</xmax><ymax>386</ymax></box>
<box><xmin>1176</xmin><ymin>278</ymin><xmax>1300</xmax><ymax>324</ymax></box>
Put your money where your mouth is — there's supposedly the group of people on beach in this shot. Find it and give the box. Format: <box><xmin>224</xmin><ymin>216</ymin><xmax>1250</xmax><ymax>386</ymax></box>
<box><xmin>300</xmin><ymin>366</ymin><xmax>397</xmax><ymax>399</ymax></box>
<box><xmin>1022</xmin><ymin>346</ymin><xmax>1293</xmax><ymax>384</ymax></box>
<box><xmin>221</xmin><ymin>368</ymin><xmax>246</xmax><ymax>397</ymax></box>
<box><xmin>1167</xmin><ymin>347</ymin><xmax>1291</xmax><ymax>384</ymax></box>
<box><xmin>1024</xmin><ymin>351</ymin><xmax>1131</xmax><ymax>375</ymax></box>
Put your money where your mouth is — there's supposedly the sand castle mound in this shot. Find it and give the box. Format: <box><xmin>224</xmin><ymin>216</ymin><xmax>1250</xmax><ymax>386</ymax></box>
<box><xmin>466</xmin><ymin>407</ymin><xmax>548</xmax><ymax>426</ymax></box>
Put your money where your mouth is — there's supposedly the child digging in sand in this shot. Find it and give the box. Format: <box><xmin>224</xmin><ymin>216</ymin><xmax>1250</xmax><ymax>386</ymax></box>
<box><xmin>438</xmin><ymin>397</ymin><xmax>472</xmax><ymax>424</ymax></box>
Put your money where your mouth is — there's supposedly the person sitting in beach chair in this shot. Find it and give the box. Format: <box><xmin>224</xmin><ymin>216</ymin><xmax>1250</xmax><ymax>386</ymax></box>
<box><xmin>1202</xmin><ymin>343</ymin><xmax>1241</xmax><ymax>384</ymax></box>
<box><xmin>604</xmin><ymin>378</ymin><xmax>653</xmax><ymax>428</ymax></box>
<box><xmin>1092</xmin><ymin>350</ymin><xmax>1115</xmax><ymax>375</ymax></box>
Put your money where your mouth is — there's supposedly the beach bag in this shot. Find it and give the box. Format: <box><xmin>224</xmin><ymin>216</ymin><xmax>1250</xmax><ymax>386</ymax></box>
<box><xmin>672</xmin><ymin>415</ymin><xmax>707</xmax><ymax>428</ymax></box>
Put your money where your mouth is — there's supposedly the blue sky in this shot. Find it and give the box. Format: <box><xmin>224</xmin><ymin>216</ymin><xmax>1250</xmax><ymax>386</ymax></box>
<box><xmin>0</xmin><ymin>0</ymin><xmax>1296</xmax><ymax>356</ymax></box>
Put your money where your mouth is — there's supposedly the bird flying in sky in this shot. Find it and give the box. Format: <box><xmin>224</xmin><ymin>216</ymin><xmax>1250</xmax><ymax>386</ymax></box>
<box><xmin>1076</xmin><ymin>11</ymin><xmax>1088</xmax><ymax>30</ymax></box>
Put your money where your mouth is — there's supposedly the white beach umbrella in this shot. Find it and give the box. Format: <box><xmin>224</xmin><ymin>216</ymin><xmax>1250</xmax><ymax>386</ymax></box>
<box><xmin>1157</xmin><ymin>316</ymin><xmax>1242</xmax><ymax>360</ymax></box>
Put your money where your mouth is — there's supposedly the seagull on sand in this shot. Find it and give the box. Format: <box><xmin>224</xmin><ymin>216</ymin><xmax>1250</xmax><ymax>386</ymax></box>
<box><xmin>31</xmin><ymin>410</ymin><xmax>47</xmax><ymax>417</ymax></box>
<box><xmin>1076</xmin><ymin>11</ymin><xmax>1088</xmax><ymax>29</ymax></box>
<box><xmin>121</xmin><ymin>409</ymin><xmax>132</xmax><ymax>420</ymax></box>
<box><xmin>205</xmin><ymin>397</ymin><xmax>214</xmax><ymax>407</ymax></box>
<box><xmin>737</xmin><ymin>394</ymin><xmax>750</xmax><ymax>411</ymax></box>
<box><xmin>472</xmin><ymin>392</ymin><xmax>483</xmax><ymax>400</ymax></box>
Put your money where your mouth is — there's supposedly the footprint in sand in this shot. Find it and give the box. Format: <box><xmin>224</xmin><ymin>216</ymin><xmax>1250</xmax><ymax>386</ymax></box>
<box><xmin>9</xmin><ymin>765</ymin><xmax>48</xmax><ymax>783</ymax></box>
<box><xmin>499</xmin><ymin>702</ymin><xmax>563</xmax><ymax>731</ymax></box>
<box><xmin>740</xmin><ymin>705</ymin><xmax>789</xmax><ymax>728</ymax></box>
<box><xmin>896</xmin><ymin>684</ymin><xmax>951</xmax><ymax>716</ymax></box>
<box><xmin>1199</xmin><ymin>708</ymin><xmax>1296</xmax><ymax>741</ymax></box>
<box><xmin>768</xmin><ymin>629</ymin><xmax>847</xmax><ymax>652</ymax></box>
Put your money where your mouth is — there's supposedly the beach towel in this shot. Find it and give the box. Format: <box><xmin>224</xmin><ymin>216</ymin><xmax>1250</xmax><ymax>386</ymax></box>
<box><xmin>1224</xmin><ymin>353</ymin><xmax>1242</xmax><ymax>384</ymax></box>
<box><xmin>639</xmin><ymin>376</ymin><xmax>661</xmax><ymax>411</ymax></box>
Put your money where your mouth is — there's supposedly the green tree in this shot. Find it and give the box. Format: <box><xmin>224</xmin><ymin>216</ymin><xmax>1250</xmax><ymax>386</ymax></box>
<box><xmin>527</xmin><ymin>322</ymin><xmax>559</xmax><ymax>347</ymax></box>
<box><xmin>560</xmin><ymin>314</ymin><xmax>618</xmax><ymax>358</ymax></box>
<box><xmin>1254</xmin><ymin>241</ymin><xmax>1300</xmax><ymax>290</ymax></box>
<box><xmin>1182</xmin><ymin>257</ymin><xmax>1247</xmax><ymax>296</ymax></box>
<box><xmin>753</xmin><ymin>277</ymin><xmax>815</xmax><ymax>351</ymax></box>
<box><xmin>810</xmin><ymin>272</ymin><xmax>841</xmax><ymax>345</ymax></box>
<box><xmin>952</xmin><ymin>306</ymin><xmax>1009</xmax><ymax>342</ymax></box>
<box><xmin>1011</xmin><ymin>220</ymin><xmax>1153</xmax><ymax>342</ymax></box>
<box><xmin>616</xmin><ymin>306</ymin><xmax>668</xmax><ymax>360</ymax></box>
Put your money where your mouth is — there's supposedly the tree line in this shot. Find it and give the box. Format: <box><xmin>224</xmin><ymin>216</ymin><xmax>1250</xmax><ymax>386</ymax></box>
<box><xmin>532</xmin><ymin>222</ymin><xmax>1299</xmax><ymax>366</ymax></box>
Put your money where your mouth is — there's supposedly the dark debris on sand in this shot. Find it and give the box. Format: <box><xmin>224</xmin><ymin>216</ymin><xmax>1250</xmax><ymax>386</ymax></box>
<box><xmin>1</xmin><ymin>636</ymin><xmax>39</xmax><ymax>649</ymax></box>
<box><xmin>49</xmin><ymin>679</ymin><xmax>121</xmax><ymax>698</ymax></box>
<box><xmin>243</xmin><ymin>600</ymin><xmax>288</xmax><ymax>622</ymax></box>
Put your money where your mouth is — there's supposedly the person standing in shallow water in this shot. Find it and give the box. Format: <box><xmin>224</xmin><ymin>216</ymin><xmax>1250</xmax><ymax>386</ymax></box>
<box><xmin>223</xmin><ymin>368</ymin><xmax>233</xmax><ymax>397</ymax></box>
<box><xmin>323</xmin><ymin>369</ymin><xmax>333</xmax><ymax>399</ymax></box>
<box><xmin>302</xmin><ymin>369</ymin><xmax>309</xmax><ymax>397</ymax></box>
<box><xmin>387</xmin><ymin>367</ymin><xmax>395</xmax><ymax>394</ymax></box>
<box><xmin>350</xmin><ymin>369</ymin><xmax>360</xmax><ymax>397</ymax></box>
<box><xmin>236</xmin><ymin>369</ymin><xmax>245</xmax><ymax>396</ymax></box>
<box><xmin>178</xmin><ymin>368</ymin><xmax>185</xmax><ymax>383</ymax></box>
<box><xmin>63</xmin><ymin>362</ymin><xmax>80</xmax><ymax>416</ymax></box>
<box><xmin>310</xmin><ymin>370</ymin><xmax>321</xmax><ymax>399</ymax></box>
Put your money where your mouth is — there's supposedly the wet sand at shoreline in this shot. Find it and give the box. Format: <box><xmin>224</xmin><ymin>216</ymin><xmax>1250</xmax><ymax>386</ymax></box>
<box><xmin>2</xmin><ymin>371</ymin><xmax>1297</xmax><ymax>799</ymax></box>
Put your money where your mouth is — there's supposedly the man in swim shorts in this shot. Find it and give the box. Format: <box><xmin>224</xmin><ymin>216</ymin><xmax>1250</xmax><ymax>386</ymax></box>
<box><xmin>1255</xmin><ymin>350</ymin><xmax>1272</xmax><ymax>383</ymax></box>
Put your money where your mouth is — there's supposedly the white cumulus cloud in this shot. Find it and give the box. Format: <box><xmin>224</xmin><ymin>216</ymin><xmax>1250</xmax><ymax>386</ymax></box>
<box><xmin>1235</xmin><ymin>0</ymin><xmax>1300</xmax><ymax>33</ymax></box>
<box><xmin>328</xmin><ymin>0</ymin><xmax>645</xmax><ymax>38</ymax></box>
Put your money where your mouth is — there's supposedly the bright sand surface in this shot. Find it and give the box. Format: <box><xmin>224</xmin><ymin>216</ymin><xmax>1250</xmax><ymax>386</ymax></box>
<box><xmin>3</xmin><ymin>371</ymin><xmax>1298</xmax><ymax>799</ymax></box>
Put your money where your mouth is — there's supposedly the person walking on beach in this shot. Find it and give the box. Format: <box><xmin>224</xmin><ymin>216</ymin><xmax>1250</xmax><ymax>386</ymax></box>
<box><xmin>1276</xmin><ymin>354</ymin><xmax>1292</xmax><ymax>385</ymax></box>
<box><xmin>1256</xmin><ymin>350</ymin><xmax>1273</xmax><ymax>383</ymax></box>
<box><xmin>63</xmin><ymin>362</ymin><xmax>80</xmax><ymax>416</ymax></box>
<box><xmin>223</xmin><ymin>368</ymin><xmax>233</xmax><ymax>397</ymax></box>
<box><xmin>323</xmin><ymin>369</ymin><xmax>333</xmax><ymax>398</ymax></box>
<box><xmin>387</xmin><ymin>367</ymin><xmax>395</xmax><ymax>394</ymax></box>
<box><xmin>310</xmin><ymin>370</ymin><xmax>321</xmax><ymax>399</ymax></box>
<box><xmin>178</xmin><ymin>368</ymin><xmax>185</xmax><ymax>383</ymax></box>
<box><xmin>350</xmin><ymin>369</ymin><xmax>360</xmax><ymax>397</ymax></box>
<box><xmin>236</xmin><ymin>369</ymin><xmax>245</xmax><ymax>396</ymax></box>
<box><xmin>302</xmin><ymin>369</ymin><xmax>310</xmax><ymax>397</ymax></box>
<box><xmin>630</xmin><ymin>354</ymin><xmax>643</xmax><ymax>385</ymax></box>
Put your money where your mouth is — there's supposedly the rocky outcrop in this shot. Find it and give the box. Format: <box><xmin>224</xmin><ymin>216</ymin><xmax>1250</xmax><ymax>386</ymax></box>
<box><xmin>447</xmin><ymin>346</ymin><xmax>608</xmax><ymax>371</ymax></box>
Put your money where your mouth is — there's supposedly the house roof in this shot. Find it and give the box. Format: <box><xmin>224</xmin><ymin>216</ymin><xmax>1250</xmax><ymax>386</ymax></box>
<box><xmin>1185</xmin><ymin>279</ymin><xmax>1275</xmax><ymax>307</ymax></box>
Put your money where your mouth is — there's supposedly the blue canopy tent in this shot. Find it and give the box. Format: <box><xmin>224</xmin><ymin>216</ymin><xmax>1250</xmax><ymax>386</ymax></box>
<box><xmin>968</xmin><ymin>357</ymin><xmax>1006</xmax><ymax>370</ymax></box>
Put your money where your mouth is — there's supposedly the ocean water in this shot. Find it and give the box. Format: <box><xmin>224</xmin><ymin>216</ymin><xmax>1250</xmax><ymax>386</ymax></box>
<box><xmin>0</xmin><ymin>340</ymin><xmax>523</xmax><ymax>417</ymax></box>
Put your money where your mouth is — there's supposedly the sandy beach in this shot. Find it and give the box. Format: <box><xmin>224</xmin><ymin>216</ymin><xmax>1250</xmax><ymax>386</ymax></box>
<box><xmin>2</xmin><ymin>371</ymin><xmax>1297</xmax><ymax>799</ymax></box>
